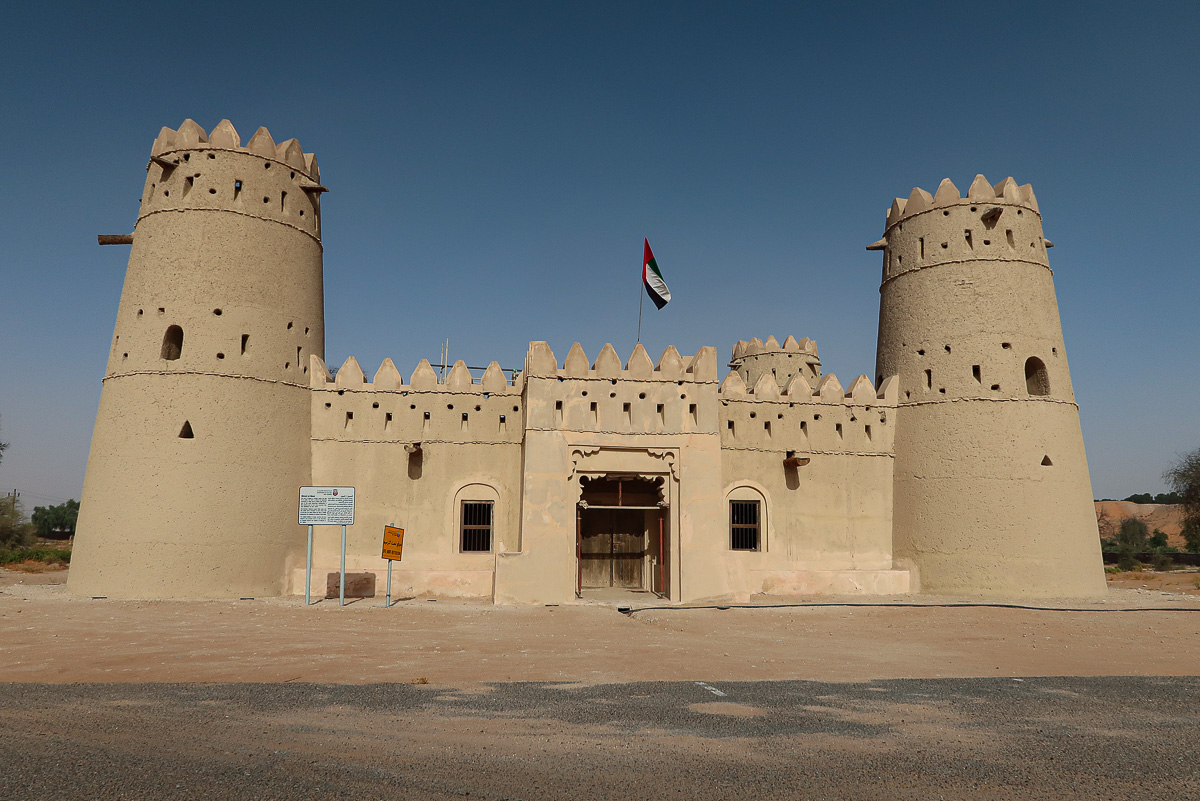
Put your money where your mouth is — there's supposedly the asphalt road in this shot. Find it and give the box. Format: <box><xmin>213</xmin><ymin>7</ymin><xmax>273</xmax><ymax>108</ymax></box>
<box><xmin>2</xmin><ymin>677</ymin><xmax>1197</xmax><ymax>800</ymax></box>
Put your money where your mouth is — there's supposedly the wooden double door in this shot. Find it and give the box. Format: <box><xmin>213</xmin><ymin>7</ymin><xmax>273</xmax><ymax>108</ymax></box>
<box><xmin>580</xmin><ymin>509</ymin><xmax>646</xmax><ymax>589</ymax></box>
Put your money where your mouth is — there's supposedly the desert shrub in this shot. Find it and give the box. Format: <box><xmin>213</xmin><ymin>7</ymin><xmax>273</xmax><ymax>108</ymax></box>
<box><xmin>0</xmin><ymin>544</ymin><xmax>71</xmax><ymax>566</ymax></box>
<box><xmin>1151</xmin><ymin>553</ymin><xmax>1174</xmax><ymax>571</ymax></box>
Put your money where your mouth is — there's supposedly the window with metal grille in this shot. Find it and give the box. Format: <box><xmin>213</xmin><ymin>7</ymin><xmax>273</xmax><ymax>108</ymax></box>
<box><xmin>730</xmin><ymin>500</ymin><xmax>760</xmax><ymax>551</ymax></box>
<box><xmin>460</xmin><ymin>501</ymin><xmax>493</xmax><ymax>552</ymax></box>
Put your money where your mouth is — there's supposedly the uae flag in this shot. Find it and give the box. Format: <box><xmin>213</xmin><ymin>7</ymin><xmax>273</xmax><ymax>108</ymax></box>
<box><xmin>642</xmin><ymin>238</ymin><xmax>671</xmax><ymax>309</ymax></box>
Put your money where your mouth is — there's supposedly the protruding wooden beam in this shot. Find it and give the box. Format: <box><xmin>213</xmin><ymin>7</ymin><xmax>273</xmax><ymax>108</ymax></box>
<box><xmin>97</xmin><ymin>234</ymin><xmax>134</xmax><ymax>245</ymax></box>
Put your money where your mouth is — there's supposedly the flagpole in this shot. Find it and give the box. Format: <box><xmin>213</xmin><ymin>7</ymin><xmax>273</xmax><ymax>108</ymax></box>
<box><xmin>637</xmin><ymin>268</ymin><xmax>644</xmax><ymax>345</ymax></box>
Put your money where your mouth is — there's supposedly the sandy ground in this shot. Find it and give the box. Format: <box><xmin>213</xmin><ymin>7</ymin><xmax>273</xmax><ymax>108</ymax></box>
<box><xmin>3</xmin><ymin>567</ymin><xmax>1199</xmax><ymax>685</ymax></box>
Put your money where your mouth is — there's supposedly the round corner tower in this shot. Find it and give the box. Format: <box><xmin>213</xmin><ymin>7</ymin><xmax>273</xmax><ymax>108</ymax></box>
<box><xmin>874</xmin><ymin>174</ymin><xmax>1104</xmax><ymax>597</ymax></box>
<box><xmin>69</xmin><ymin>119</ymin><xmax>325</xmax><ymax>599</ymax></box>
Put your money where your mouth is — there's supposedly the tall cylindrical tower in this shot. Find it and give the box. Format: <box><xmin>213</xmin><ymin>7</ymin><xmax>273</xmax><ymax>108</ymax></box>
<box><xmin>70</xmin><ymin>119</ymin><xmax>325</xmax><ymax>598</ymax></box>
<box><xmin>874</xmin><ymin>174</ymin><xmax>1104</xmax><ymax>597</ymax></box>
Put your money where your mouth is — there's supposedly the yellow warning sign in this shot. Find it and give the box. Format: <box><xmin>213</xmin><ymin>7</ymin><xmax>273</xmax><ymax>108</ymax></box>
<box><xmin>381</xmin><ymin>525</ymin><xmax>404</xmax><ymax>561</ymax></box>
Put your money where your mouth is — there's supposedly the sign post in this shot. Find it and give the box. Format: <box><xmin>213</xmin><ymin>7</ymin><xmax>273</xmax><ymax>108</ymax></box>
<box><xmin>381</xmin><ymin>525</ymin><xmax>404</xmax><ymax>607</ymax></box>
<box><xmin>298</xmin><ymin>486</ymin><xmax>356</xmax><ymax>605</ymax></box>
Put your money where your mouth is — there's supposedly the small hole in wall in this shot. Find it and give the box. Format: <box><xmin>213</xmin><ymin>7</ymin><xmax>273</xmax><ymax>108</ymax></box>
<box><xmin>213</xmin><ymin>308</ymin><xmax>222</xmax><ymax>316</ymax></box>
<box><xmin>183</xmin><ymin>153</ymin><xmax>190</xmax><ymax>162</ymax></box>
<box><xmin>940</xmin><ymin>242</ymin><xmax>948</xmax><ymax>249</ymax></box>
<box><xmin>217</xmin><ymin>353</ymin><xmax>225</xmax><ymax>360</ymax></box>
<box><xmin>1002</xmin><ymin>342</ymin><xmax>1011</xmax><ymax>349</ymax></box>
<box><xmin>240</xmin><ymin>334</ymin><xmax>249</xmax><ymax>355</ymax></box>
<box><xmin>1052</xmin><ymin>347</ymin><xmax>1058</xmax><ymax>355</ymax></box>
<box><xmin>283</xmin><ymin>361</ymin><xmax>288</xmax><ymax>368</ymax></box>
<box><xmin>609</xmin><ymin>392</ymin><xmax>616</xmax><ymax>398</ymax></box>
<box><xmin>178</xmin><ymin>421</ymin><xmax>194</xmax><ymax>439</ymax></box>
<box><xmin>264</xmin><ymin>162</ymin><xmax>271</xmax><ymax>169</ymax></box>
<box><xmin>939</xmin><ymin>388</ymin><xmax>946</xmax><ymax>394</ymax></box>
<box><xmin>1041</xmin><ymin>455</ymin><xmax>1053</xmax><ymax>466</ymax></box>
<box><xmin>814</xmin><ymin>413</ymin><xmax>822</xmax><ymax>421</ymax></box>
<box><xmin>727</xmin><ymin>420</ymin><xmax>734</xmax><ymax>432</ymax></box>
<box><xmin>410</xmin><ymin>404</ymin><xmax>416</xmax><ymax>410</ymax></box>
<box><xmin>447</xmin><ymin>404</ymin><xmax>454</xmax><ymax>410</ymax></box>
<box><xmin>800</xmin><ymin>421</ymin><xmax>808</xmax><ymax>435</ymax></box>
<box><xmin>905</xmin><ymin>391</ymin><xmax>911</xmax><ymax>399</ymax></box>
<box><xmin>304</xmin><ymin>327</ymin><xmax>310</xmax><ymax>335</ymax></box>
<box><xmin>163</xmin><ymin>190</ymin><xmax>169</xmax><ymax>197</ymax></box>
<box><xmin>581</xmin><ymin>390</ymin><xmax>588</xmax><ymax>397</ymax></box>
<box><xmin>423</xmin><ymin>412</ymin><xmax>430</xmax><ymax>420</ymax></box>
<box><xmin>972</xmin><ymin>365</ymin><xmax>981</xmax><ymax>383</ymax></box>
<box><xmin>865</xmin><ymin>424</ymin><xmax>872</xmax><ymax>440</ymax></box>
<box><xmin>474</xmin><ymin>405</ymin><xmax>481</xmax><ymax>412</ymax></box>
<box><xmin>234</xmin><ymin>180</ymin><xmax>242</xmax><ymax>198</ymax></box>
<box><xmin>638</xmin><ymin>393</ymin><xmax>646</xmax><ymax>399</ymax></box>
<box><xmin>299</xmin><ymin>210</ymin><xmax>304</xmax><ymax>217</ymax></box>
<box><xmin>263</xmin><ymin>197</ymin><xmax>270</xmax><ymax>204</ymax></box>
<box><xmin>287</xmin><ymin>321</ymin><xmax>293</xmax><ymax>329</ymax></box>
<box><xmin>749</xmin><ymin>412</ymin><xmax>756</xmax><ymax>419</ymax></box>
<box><xmin>835</xmin><ymin>423</ymin><xmax>843</xmax><ymax>438</ymax></box>
<box><xmin>970</xmin><ymin>206</ymin><xmax>977</xmax><ymax>212</ymax></box>
<box><xmin>207</xmin><ymin>153</ymin><xmax>215</xmax><ymax>159</ymax></box>
<box><xmin>983</xmin><ymin>239</ymin><xmax>990</xmax><ymax>246</ymax></box>
<box><xmin>337</xmin><ymin>389</ymin><xmax>344</xmax><ymax>396</ymax></box>
<box><xmin>290</xmin><ymin>171</ymin><xmax>295</xmax><ymax>179</ymax></box>
<box><xmin>610</xmin><ymin>379</ymin><xmax>617</xmax><ymax>385</ymax></box>
<box><xmin>208</xmin><ymin>188</ymin><xmax>216</xmax><ymax>194</ymax></box>
<box><xmin>122</xmin><ymin>352</ymin><xmax>128</xmax><ymax>359</ymax></box>
<box><xmin>942</xmin><ymin>210</ymin><xmax>949</xmax><ymax>216</ymax></box>
<box><xmin>385</xmin><ymin>412</ymin><xmax>392</xmax><ymax>423</ymax></box>
<box><xmin>991</xmin><ymin>384</ymin><xmax>1000</xmax><ymax>391</ymax></box>
<box><xmin>372</xmin><ymin>402</ymin><xmax>379</xmax><ymax>409</ymax></box>
<box><xmin>917</xmin><ymin>349</ymin><xmax>924</xmax><ymax>356</ymax></box>
<box><xmin>944</xmin><ymin>345</ymin><xmax>951</xmax><ymax>353</ymax></box>
<box><xmin>324</xmin><ymin>402</ymin><xmax>331</xmax><ymax>408</ymax></box>
<box><xmin>513</xmin><ymin>406</ymin><xmax>519</xmax><ymax>412</ymax></box>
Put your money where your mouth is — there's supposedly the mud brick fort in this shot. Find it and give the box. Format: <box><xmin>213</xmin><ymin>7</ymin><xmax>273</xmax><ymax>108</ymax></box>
<box><xmin>69</xmin><ymin>119</ymin><xmax>1105</xmax><ymax>603</ymax></box>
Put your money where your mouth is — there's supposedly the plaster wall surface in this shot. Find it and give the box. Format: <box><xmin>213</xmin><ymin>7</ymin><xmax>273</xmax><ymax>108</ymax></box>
<box><xmin>301</xmin><ymin>356</ymin><xmax>523</xmax><ymax>598</ymax></box>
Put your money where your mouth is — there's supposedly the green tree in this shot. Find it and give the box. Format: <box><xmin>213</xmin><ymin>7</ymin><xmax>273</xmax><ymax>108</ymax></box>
<box><xmin>1115</xmin><ymin>517</ymin><xmax>1148</xmax><ymax>571</ymax></box>
<box><xmin>32</xmin><ymin>500</ymin><xmax>79</xmax><ymax>539</ymax></box>
<box><xmin>1165</xmin><ymin>448</ymin><xmax>1200</xmax><ymax>553</ymax></box>
<box><xmin>0</xmin><ymin>496</ymin><xmax>34</xmax><ymax>550</ymax></box>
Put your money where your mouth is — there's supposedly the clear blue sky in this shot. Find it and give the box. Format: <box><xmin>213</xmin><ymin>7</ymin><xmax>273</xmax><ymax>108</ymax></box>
<box><xmin>1</xmin><ymin>1</ymin><xmax>1197</xmax><ymax>507</ymax></box>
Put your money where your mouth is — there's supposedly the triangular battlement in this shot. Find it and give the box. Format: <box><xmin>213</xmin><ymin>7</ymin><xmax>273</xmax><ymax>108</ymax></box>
<box><xmin>884</xmin><ymin>174</ymin><xmax>1039</xmax><ymax>230</ymax></box>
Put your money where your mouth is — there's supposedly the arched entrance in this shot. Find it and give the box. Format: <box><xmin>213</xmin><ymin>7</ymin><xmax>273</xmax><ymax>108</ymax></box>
<box><xmin>576</xmin><ymin>474</ymin><xmax>669</xmax><ymax>599</ymax></box>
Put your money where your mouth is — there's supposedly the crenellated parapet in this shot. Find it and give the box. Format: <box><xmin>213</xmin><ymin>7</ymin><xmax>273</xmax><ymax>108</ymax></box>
<box><xmin>310</xmin><ymin>355</ymin><xmax>524</xmax><ymax>445</ymax></box>
<box><xmin>871</xmin><ymin>175</ymin><xmax>1051</xmax><ymax>286</ymax></box>
<box><xmin>729</xmin><ymin>335</ymin><xmax>821</xmax><ymax>390</ymax></box>
<box><xmin>138</xmin><ymin>119</ymin><xmax>324</xmax><ymax>242</ymax></box>
<box><xmin>523</xmin><ymin>341</ymin><xmax>718</xmax><ymax>383</ymax></box>
<box><xmin>520</xmin><ymin>342</ymin><xmax>719</xmax><ymax>434</ymax></box>
<box><xmin>718</xmin><ymin>368</ymin><xmax>898</xmax><ymax>456</ymax></box>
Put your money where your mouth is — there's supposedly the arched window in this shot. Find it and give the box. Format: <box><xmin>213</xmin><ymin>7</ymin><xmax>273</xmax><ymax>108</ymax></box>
<box><xmin>161</xmin><ymin>325</ymin><xmax>183</xmax><ymax>360</ymax></box>
<box><xmin>1024</xmin><ymin>357</ymin><xmax>1050</xmax><ymax>396</ymax></box>
<box><xmin>727</xmin><ymin>485</ymin><xmax>768</xmax><ymax>551</ymax></box>
<box><xmin>453</xmin><ymin>483</ymin><xmax>501</xmax><ymax>553</ymax></box>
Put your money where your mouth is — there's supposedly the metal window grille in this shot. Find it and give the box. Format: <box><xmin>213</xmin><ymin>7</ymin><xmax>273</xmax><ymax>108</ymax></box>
<box><xmin>461</xmin><ymin>501</ymin><xmax>493</xmax><ymax>552</ymax></box>
<box><xmin>730</xmin><ymin>500</ymin><xmax>760</xmax><ymax>551</ymax></box>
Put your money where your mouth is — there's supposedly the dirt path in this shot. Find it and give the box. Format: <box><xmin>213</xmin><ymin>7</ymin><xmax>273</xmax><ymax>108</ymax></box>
<box><xmin>3</xmin><ymin>568</ymin><xmax>1199</xmax><ymax>685</ymax></box>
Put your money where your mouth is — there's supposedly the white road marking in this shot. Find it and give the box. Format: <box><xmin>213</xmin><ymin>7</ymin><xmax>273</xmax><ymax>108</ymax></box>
<box><xmin>695</xmin><ymin>681</ymin><xmax>727</xmax><ymax>697</ymax></box>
